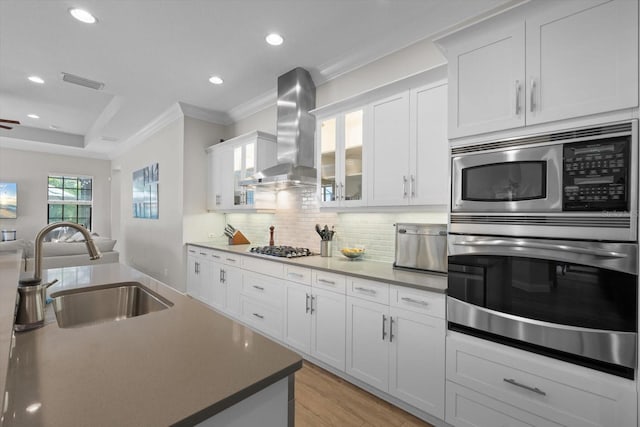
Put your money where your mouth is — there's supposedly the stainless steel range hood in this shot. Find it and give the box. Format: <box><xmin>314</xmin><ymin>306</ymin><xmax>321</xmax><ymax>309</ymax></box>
<box><xmin>241</xmin><ymin>67</ymin><xmax>317</xmax><ymax>189</ymax></box>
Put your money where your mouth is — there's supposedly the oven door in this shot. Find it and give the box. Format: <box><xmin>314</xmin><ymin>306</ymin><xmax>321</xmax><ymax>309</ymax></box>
<box><xmin>447</xmin><ymin>234</ymin><xmax>638</xmax><ymax>378</ymax></box>
<box><xmin>451</xmin><ymin>143</ymin><xmax>562</xmax><ymax>212</ymax></box>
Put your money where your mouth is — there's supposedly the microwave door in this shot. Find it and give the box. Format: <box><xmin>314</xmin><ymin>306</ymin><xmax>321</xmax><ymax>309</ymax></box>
<box><xmin>451</xmin><ymin>144</ymin><xmax>562</xmax><ymax>212</ymax></box>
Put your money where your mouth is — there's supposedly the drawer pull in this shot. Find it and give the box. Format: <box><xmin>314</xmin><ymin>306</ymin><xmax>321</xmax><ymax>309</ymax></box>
<box><xmin>252</xmin><ymin>313</ymin><xmax>264</xmax><ymax>319</ymax></box>
<box><xmin>288</xmin><ymin>272</ymin><xmax>304</xmax><ymax>278</ymax></box>
<box><xmin>226</xmin><ymin>258</ymin><xmax>237</xmax><ymax>263</ymax></box>
<box><xmin>503</xmin><ymin>378</ymin><xmax>546</xmax><ymax>396</ymax></box>
<box><xmin>355</xmin><ymin>286</ymin><xmax>376</xmax><ymax>295</ymax></box>
<box><xmin>212</xmin><ymin>254</ymin><xmax>221</xmax><ymax>259</ymax></box>
<box><xmin>199</xmin><ymin>252</ymin><xmax>207</xmax><ymax>256</ymax></box>
<box><xmin>401</xmin><ymin>297</ymin><xmax>428</xmax><ymax>306</ymax></box>
<box><xmin>188</xmin><ymin>249</ymin><xmax>196</xmax><ymax>254</ymax></box>
<box><xmin>252</xmin><ymin>285</ymin><xmax>265</xmax><ymax>291</ymax></box>
<box><xmin>318</xmin><ymin>278</ymin><xmax>336</xmax><ymax>285</ymax></box>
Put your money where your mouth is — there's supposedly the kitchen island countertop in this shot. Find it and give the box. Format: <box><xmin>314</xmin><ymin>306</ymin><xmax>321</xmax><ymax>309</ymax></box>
<box><xmin>0</xmin><ymin>262</ymin><xmax>301</xmax><ymax>426</ymax></box>
<box><xmin>188</xmin><ymin>242</ymin><xmax>447</xmax><ymax>293</ymax></box>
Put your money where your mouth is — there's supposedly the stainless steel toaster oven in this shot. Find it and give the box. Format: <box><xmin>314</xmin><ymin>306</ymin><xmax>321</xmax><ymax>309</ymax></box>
<box><xmin>394</xmin><ymin>223</ymin><xmax>447</xmax><ymax>273</ymax></box>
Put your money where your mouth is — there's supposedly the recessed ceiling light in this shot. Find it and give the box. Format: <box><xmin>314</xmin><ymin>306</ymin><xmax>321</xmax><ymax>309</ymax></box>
<box><xmin>28</xmin><ymin>76</ymin><xmax>45</xmax><ymax>84</ymax></box>
<box><xmin>265</xmin><ymin>33</ymin><xmax>284</xmax><ymax>46</ymax></box>
<box><xmin>209</xmin><ymin>76</ymin><xmax>224</xmax><ymax>85</ymax></box>
<box><xmin>27</xmin><ymin>114</ymin><xmax>40</xmax><ymax>119</ymax></box>
<box><xmin>69</xmin><ymin>8</ymin><xmax>97</xmax><ymax>24</ymax></box>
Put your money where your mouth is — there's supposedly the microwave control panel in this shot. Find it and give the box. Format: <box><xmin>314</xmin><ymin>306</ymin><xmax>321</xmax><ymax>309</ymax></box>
<box><xmin>563</xmin><ymin>137</ymin><xmax>629</xmax><ymax>211</ymax></box>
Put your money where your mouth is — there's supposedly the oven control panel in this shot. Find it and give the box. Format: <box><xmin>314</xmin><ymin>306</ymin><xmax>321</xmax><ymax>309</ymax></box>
<box><xmin>563</xmin><ymin>137</ymin><xmax>629</xmax><ymax>211</ymax></box>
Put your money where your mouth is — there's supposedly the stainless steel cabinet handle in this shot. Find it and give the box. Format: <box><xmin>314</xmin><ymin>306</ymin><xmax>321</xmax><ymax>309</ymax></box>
<box><xmin>288</xmin><ymin>272</ymin><xmax>304</xmax><ymax>278</ymax></box>
<box><xmin>252</xmin><ymin>285</ymin><xmax>264</xmax><ymax>291</ymax></box>
<box><xmin>226</xmin><ymin>258</ymin><xmax>236</xmax><ymax>263</ymax></box>
<box><xmin>318</xmin><ymin>278</ymin><xmax>336</xmax><ymax>285</ymax></box>
<box><xmin>215</xmin><ymin>194</ymin><xmax>221</xmax><ymax>206</ymax></box>
<box><xmin>195</xmin><ymin>262</ymin><xmax>199</xmax><ymax>274</ymax></box>
<box><xmin>454</xmin><ymin>239</ymin><xmax>627</xmax><ymax>258</ymax></box>
<box><xmin>305</xmin><ymin>293</ymin><xmax>310</xmax><ymax>314</ymax></box>
<box><xmin>389</xmin><ymin>316</ymin><xmax>394</xmax><ymax>343</ymax></box>
<box><xmin>410</xmin><ymin>175</ymin><xmax>415</xmax><ymax>198</ymax></box>
<box><xmin>401</xmin><ymin>297</ymin><xmax>428</xmax><ymax>306</ymax></box>
<box><xmin>515</xmin><ymin>80</ymin><xmax>521</xmax><ymax>115</ymax></box>
<box><xmin>340</xmin><ymin>182</ymin><xmax>345</xmax><ymax>201</ymax></box>
<box><xmin>382</xmin><ymin>314</ymin><xmax>387</xmax><ymax>340</ymax></box>
<box><xmin>200</xmin><ymin>252</ymin><xmax>207</xmax><ymax>256</ymax></box>
<box><xmin>310</xmin><ymin>295</ymin><xmax>316</xmax><ymax>314</ymax></box>
<box><xmin>355</xmin><ymin>287</ymin><xmax>376</xmax><ymax>295</ymax></box>
<box><xmin>403</xmin><ymin>176</ymin><xmax>408</xmax><ymax>198</ymax></box>
<box><xmin>252</xmin><ymin>313</ymin><xmax>264</xmax><ymax>319</ymax></box>
<box><xmin>212</xmin><ymin>254</ymin><xmax>221</xmax><ymax>259</ymax></box>
<box><xmin>530</xmin><ymin>79</ymin><xmax>536</xmax><ymax>112</ymax></box>
<box><xmin>503</xmin><ymin>378</ymin><xmax>546</xmax><ymax>396</ymax></box>
<box><xmin>188</xmin><ymin>249</ymin><xmax>196</xmax><ymax>254</ymax></box>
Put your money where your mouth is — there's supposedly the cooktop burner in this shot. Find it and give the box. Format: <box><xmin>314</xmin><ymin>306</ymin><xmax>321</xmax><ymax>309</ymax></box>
<box><xmin>249</xmin><ymin>245</ymin><xmax>314</xmax><ymax>258</ymax></box>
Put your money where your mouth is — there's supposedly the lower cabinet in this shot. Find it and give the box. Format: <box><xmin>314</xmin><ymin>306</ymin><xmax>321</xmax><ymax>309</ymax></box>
<box><xmin>186</xmin><ymin>247</ymin><xmax>213</xmax><ymax>304</ymax></box>
<box><xmin>346</xmin><ymin>288</ymin><xmax>446</xmax><ymax>418</ymax></box>
<box><xmin>284</xmin><ymin>281</ymin><xmax>346</xmax><ymax>371</ymax></box>
<box><xmin>446</xmin><ymin>332</ymin><xmax>637</xmax><ymax>427</ymax></box>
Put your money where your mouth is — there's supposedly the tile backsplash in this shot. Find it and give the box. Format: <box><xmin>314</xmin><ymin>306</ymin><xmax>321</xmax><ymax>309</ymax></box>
<box><xmin>226</xmin><ymin>188</ymin><xmax>446</xmax><ymax>263</ymax></box>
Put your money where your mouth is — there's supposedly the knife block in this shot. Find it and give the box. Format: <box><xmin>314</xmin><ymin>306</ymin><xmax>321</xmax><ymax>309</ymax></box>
<box><xmin>228</xmin><ymin>231</ymin><xmax>251</xmax><ymax>245</ymax></box>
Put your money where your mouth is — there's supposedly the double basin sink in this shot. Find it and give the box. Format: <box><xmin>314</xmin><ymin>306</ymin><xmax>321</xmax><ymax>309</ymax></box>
<box><xmin>50</xmin><ymin>282</ymin><xmax>172</xmax><ymax>328</ymax></box>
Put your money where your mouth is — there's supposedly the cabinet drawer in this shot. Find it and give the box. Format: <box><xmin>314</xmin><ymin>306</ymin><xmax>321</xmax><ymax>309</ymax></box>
<box><xmin>446</xmin><ymin>381</ymin><xmax>561</xmax><ymax>427</ymax></box>
<box><xmin>208</xmin><ymin>249</ymin><xmax>224</xmax><ymax>262</ymax></box>
<box><xmin>284</xmin><ymin>265</ymin><xmax>312</xmax><ymax>285</ymax></box>
<box><xmin>347</xmin><ymin>278</ymin><xmax>389</xmax><ymax>304</ymax></box>
<box><xmin>241</xmin><ymin>256</ymin><xmax>284</xmax><ymax>278</ymax></box>
<box><xmin>241</xmin><ymin>296</ymin><xmax>283</xmax><ymax>339</ymax></box>
<box><xmin>312</xmin><ymin>270</ymin><xmax>346</xmax><ymax>293</ymax></box>
<box><xmin>446</xmin><ymin>332</ymin><xmax>637</xmax><ymax>427</ymax></box>
<box><xmin>242</xmin><ymin>271</ymin><xmax>283</xmax><ymax>307</ymax></box>
<box><xmin>221</xmin><ymin>252</ymin><xmax>242</xmax><ymax>266</ymax></box>
<box><xmin>390</xmin><ymin>286</ymin><xmax>444</xmax><ymax>319</ymax></box>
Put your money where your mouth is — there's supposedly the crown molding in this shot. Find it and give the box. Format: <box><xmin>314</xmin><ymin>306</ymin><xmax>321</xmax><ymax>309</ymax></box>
<box><xmin>108</xmin><ymin>102</ymin><xmax>183</xmax><ymax>159</ymax></box>
<box><xmin>226</xmin><ymin>90</ymin><xmax>277</xmax><ymax>123</ymax></box>
<box><xmin>179</xmin><ymin>102</ymin><xmax>232</xmax><ymax>125</ymax></box>
<box><xmin>0</xmin><ymin>136</ymin><xmax>109</xmax><ymax>160</ymax></box>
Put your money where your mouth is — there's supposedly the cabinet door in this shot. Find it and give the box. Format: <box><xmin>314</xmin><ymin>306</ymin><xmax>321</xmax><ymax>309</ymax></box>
<box><xmin>210</xmin><ymin>261</ymin><xmax>226</xmax><ymax>310</ymax></box>
<box><xmin>447</xmin><ymin>22</ymin><xmax>525</xmax><ymax>138</ymax></box>
<box><xmin>223</xmin><ymin>265</ymin><xmax>242</xmax><ymax>316</ymax></box>
<box><xmin>318</xmin><ymin>116</ymin><xmax>340</xmax><ymax>206</ymax></box>
<box><xmin>342</xmin><ymin>109</ymin><xmax>366</xmax><ymax>207</ymax></box>
<box><xmin>525</xmin><ymin>0</ymin><xmax>638</xmax><ymax>125</ymax></box>
<box><xmin>206</xmin><ymin>151</ymin><xmax>217</xmax><ymax>211</ymax></box>
<box><xmin>283</xmin><ymin>282</ymin><xmax>312</xmax><ymax>353</ymax></box>
<box><xmin>410</xmin><ymin>83</ymin><xmax>449</xmax><ymax>206</ymax></box>
<box><xmin>346</xmin><ymin>296</ymin><xmax>389</xmax><ymax>391</ymax></box>
<box><xmin>389</xmin><ymin>307</ymin><xmax>445</xmax><ymax>419</ymax></box>
<box><xmin>216</xmin><ymin>145</ymin><xmax>235</xmax><ymax>210</ymax></box>
<box><xmin>186</xmin><ymin>253</ymin><xmax>201</xmax><ymax>300</ymax></box>
<box><xmin>311</xmin><ymin>288</ymin><xmax>346</xmax><ymax>371</ymax></box>
<box><xmin>367</xmin><ymin>92</ymin><xmax>411</xmax><ymax>206</ymax></box>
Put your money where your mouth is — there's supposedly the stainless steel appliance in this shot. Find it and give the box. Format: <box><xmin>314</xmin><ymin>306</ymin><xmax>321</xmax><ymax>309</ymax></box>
<box><xmin>394</xmin><ymin>223</ymin><xmax>447</xmax><ymax>273</ymax></box>
<box><xmin>447</xmin><ymin>233</ymin><xmax>638</xmax><ymax>378</ymax></box>
<box><xmin>450</xmin><ymin>120</ymin><xmax>638</xmax><ymax>241</ymax></box>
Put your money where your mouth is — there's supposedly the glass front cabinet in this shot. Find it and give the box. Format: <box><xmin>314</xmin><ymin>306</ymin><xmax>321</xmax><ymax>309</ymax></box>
<box><xmin>318</xmin><ymin>109</ymin><xmax>366</xmax><ymax>207</ymax></box>
<box><xmin>207</xmin><ymin>131</ymin><xmax>276</xmax><ymax>211</ymax></box>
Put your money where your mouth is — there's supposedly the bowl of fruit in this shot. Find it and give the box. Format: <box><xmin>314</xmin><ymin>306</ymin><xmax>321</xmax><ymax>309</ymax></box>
<box><xmin>340</xmin><ymin>247</ymin><xmax>365</xmax><ymax>260</ymax></box>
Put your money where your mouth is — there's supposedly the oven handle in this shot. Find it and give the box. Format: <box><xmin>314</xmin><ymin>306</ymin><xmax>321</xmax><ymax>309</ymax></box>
<box><xmin>453</xmin><ymin>240</ymin><xmax>627</xmax><ymax>259</ymax></box>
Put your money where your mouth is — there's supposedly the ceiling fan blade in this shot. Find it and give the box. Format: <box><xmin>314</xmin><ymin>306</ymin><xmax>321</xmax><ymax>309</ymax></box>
<box><xmin>0</xmin><ymin>119</ymin><xmax>20</xmax><ymax>125</ymax></box>
<box><xmin>0</xmin><ymin>124</ymin><xmax>13</xmax><ymax>130</ymax></box>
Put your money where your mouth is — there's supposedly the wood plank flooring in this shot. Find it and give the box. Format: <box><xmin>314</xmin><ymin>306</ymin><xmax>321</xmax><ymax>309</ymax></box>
<box><xmin>295</xmin><ymin>361</ymin><xmax>434</xmax><ymax>427</ymax></box>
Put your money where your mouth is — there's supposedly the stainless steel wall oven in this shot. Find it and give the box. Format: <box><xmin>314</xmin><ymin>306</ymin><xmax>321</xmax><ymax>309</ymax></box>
<box><xmin>447</xmin><ymin>121</ymin><xmax>639</xmax><ymax>379</ymax></box>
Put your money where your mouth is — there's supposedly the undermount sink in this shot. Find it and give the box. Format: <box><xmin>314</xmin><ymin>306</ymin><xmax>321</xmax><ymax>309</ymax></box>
<box><xmin>51</xmin><ymin>281</ymin><xmax>172</xmax><ymax>328</ymax></box>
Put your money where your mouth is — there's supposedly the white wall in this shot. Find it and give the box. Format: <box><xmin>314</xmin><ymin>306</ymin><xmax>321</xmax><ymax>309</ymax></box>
<box><xmin>0</xmin><ymin>147</ymin><xmax>111</xmax><ymax>241</ymax></box>
<box><xmin>111</xmin><ymin>117</ymin><xmax>186</xmax><ymax>289</ymax></box>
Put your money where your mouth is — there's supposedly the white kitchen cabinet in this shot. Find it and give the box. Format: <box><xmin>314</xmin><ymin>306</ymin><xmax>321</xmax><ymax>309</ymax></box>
<box><xmin>186</xmin><ymin>246</ymin><xmax>213</xmax><ymax>304</ymax></box>
<box><xmin>318</xmin><ymin>109</ymin><xmax>366</xmax><ymax>207</ymax></box>
<box><xmin>438</xmin><ymin>0</ymin><xmax>638</xmax><ymax>139</ymax></box>
<box><xmin>367</xmin><ymin>92</ymin><xmax>411</xmax><ymax>206</ymax></box>
<box><xmin>446</xmin><ymin>332</ymin><xmax>637</xmax><ymax>427</ymax></box>
<box><xmin>209</xmin><ymin>252</ymin><xmax>242</xmax><ymax>314</ymax></box>
<box><xmin>347</xmin><ymin>284</ymin><xmax>446</xmax><ymax>417</ymax></box>
<box><xmin>284</xmin><ymin>281</ymin><xmax>346</xmax><ymax>371</ymax></box>
<box><xmin>206</xmin><ymin>131</ymin><xmax>277</xmax><ymax>211</ymax></box>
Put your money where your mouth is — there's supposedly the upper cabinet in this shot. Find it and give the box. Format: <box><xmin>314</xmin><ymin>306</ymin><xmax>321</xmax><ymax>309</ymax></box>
<box><xmin>318</xmin><ymin>109</ymin><xmax>366</xmax><ymax>207</ymax></box>
<box><xmin>206</xmin><ymin>131</ymin><xmax>277</xmax><ymax>211</ymax></box>
<box><xmin>438</xmin><ymin>0</ymin><xmax>639</xmax><ymax>139</ymax></box>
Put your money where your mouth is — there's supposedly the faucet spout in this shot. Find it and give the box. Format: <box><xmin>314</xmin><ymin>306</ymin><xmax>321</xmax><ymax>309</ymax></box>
<box><xmin>20</xmin><ymin>222</ymin><xmax>102</xmax><ymax>285</ymax></box>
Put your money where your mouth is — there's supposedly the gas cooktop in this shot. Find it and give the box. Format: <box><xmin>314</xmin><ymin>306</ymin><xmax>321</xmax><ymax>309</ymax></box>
<box><xmin>249</xmin><ymin>245</ymin><xmax>315</xmax><ymax>258</ymax></box>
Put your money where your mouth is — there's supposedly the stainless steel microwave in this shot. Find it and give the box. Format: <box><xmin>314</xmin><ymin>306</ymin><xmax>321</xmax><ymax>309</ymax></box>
<box><xmin>450</xmin><ymin>121</ymin><xmax>638</xmax><ymax>241</ymax></box>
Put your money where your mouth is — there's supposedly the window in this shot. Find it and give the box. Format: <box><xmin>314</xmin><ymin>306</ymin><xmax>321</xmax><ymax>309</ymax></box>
<box><xmin>47</xmin><ymin>175</ymin><xmax>93</xmax><ymax>230</ymax></box>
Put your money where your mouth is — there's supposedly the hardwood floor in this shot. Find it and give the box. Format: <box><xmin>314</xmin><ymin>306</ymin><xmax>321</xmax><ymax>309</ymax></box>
<box><xmin>295</xmin><ymin>361</ymin><xmax>434</xmax><ymax>427</ymax></box>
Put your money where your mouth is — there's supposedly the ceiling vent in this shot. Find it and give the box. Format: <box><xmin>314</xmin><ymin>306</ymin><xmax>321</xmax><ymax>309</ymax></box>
<box><xmin>61</xmin><ymin>72</ymin><xmax>105</xmax><ymax>90</ymax></box>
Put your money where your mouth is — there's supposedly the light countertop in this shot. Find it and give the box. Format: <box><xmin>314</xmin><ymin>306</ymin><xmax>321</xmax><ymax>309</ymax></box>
<box><xmin>1</xmin><ymin>262</ymin><xmax>301</xmax><ymax>427</ymax></box>
<box><xmin>188</xmin><ymin>243</ymin><xmax>447</xmax><ymax>293</ymax></box>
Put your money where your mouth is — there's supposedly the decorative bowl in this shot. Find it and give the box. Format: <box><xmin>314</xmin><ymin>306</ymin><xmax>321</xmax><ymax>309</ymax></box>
<box><xmin>340</xmin><ymin>247</ymin><xmax>365</xmax><ymax>260</ymax></box>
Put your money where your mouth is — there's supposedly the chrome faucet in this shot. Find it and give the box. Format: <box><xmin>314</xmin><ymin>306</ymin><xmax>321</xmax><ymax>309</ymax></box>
<box><xmin>15</xmin><ymin>222</ymin><xmax>101</xmax><ymax>331</ymax></box>
<box><xmin>20</xmin><ymin>221</ymin><xmax>102</xmax><ymax>285</ymax></box>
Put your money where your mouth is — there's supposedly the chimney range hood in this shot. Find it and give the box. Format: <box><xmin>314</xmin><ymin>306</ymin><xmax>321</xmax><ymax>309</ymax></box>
<box><xmin>241</xmin><ymin>67</ymin><xmax>317</xmax><ymax>189</ymax></box>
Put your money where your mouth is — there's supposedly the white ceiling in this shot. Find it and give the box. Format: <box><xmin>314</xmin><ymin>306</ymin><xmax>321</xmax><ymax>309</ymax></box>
<box><xmin>0</xmin><ymin>0</ymin><xmax>513</xmax><ymax>159</ymax></box>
